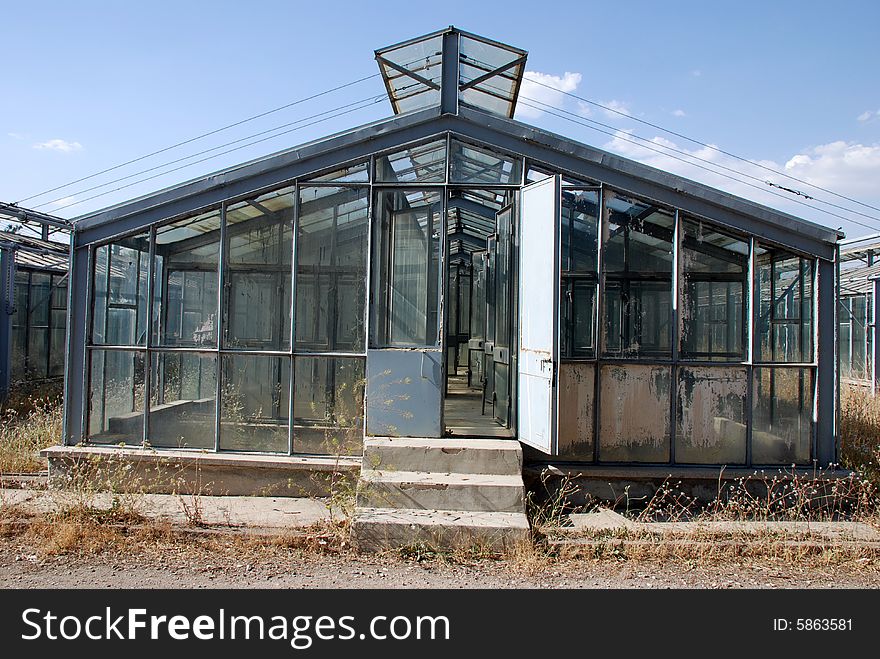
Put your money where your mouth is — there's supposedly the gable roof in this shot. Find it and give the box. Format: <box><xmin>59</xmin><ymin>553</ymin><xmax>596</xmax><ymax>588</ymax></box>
<box><xmin>73</xmin><ymin>104</ymin><xmax>843</xmax><ymax>260</ymax></box>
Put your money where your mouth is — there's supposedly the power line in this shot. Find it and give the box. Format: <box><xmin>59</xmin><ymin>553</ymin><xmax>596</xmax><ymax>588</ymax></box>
<box><xmin>33</xmin><ymin>93</ymin><xmax>387</xmax><ymax>210</ymax></box>
<box><xmin>50</xmin><ymin>96</ymin><xmax>385</xmax><ymax>213</ymax></box>
<box><xmin>15</xmin><ymin>72</ymin><xmax>382</xmax><ymax>205</ymax></box>
<box><xmin>511</xmin><ymin>89</ymin><xmax>880</xmax><ymax>231</ymax></box>
<box><xmin>525</xmin><ymin>74</ymin><xmax>880</xmax><ymax>216</ymax></box>
<box><xmin>515</xmin><ymin>97</ymin><xmax>879</xmax><ymax>234</ymax></box>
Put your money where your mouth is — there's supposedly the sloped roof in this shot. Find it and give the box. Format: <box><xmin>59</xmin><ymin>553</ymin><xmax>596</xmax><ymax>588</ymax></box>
<box><xmin>0</xmin><ymin>230</ymin><xmax>69</xmax><ymax>272</ymax></box>
<box><xmin>73</xmin><ymin>103</ymin><xmax>842</xmax><ymax>260</ymax></box>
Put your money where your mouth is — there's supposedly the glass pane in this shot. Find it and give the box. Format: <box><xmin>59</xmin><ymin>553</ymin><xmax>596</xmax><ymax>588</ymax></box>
<box><xmin>558</xmin><ymin>362</ymin><xmax>595</xmax><ymax>460</ymax></box>
<box><xmin>293</xmin><ymin>356</ymin><xmax>365</xmax><ymax>455</ymax></box>
<box><xmin>88</xmin><ymin>349</ymin><xmax>145</xmax><ymax>445</ymax></box>
<box><xmin>450</xmin><ymin>139</ymin><xmax>522</xmax><ymax>185</ymax></box>
<box><xmin>296</xmin><ymin>186</ymin><xmax>369</xmax><ymax>351</ymax></box>
<box><xmin>602</xmin><ymin>192</ymin><xmax>674</xmax><ymax>357</ymax></box>
<box><xmin>224</xmin><ymin>187</ymin><xmax>293</xmax><ymax>350</ymax></box>
<box><xmin>375</xmin><ymin>140</ymin><xmax>446</xmax><ymax>183</ymax></box>
<box><xmin>757</xmin><ymin>246</ymin><xmax>814</xmax><ymax>362</ymax></box>
<box><xmin>148</xmin><ymin>352</ymin><xmax>216</xmax><ymax>449</ymax></box>
<box><xmin>92</xmin><ymin>233</ymin><xmax>150</xmax><ymax>346</ymax></box>
<box><xmin>219</xmin><ymin>354</ymin><xmax>289</xmax><ymax>453</ymax></box>
<box><xmin>372</xmin><ymin>189</ymin><xmax>442</xmax><ymax>347</ymax></box>
<box><xmin>155</xmin><ymin>208</ymin><xmax>221</xmax><ymax>347</ymax></box>
<box><xmin>307</xmin><ymin>161</ymin><xmax>369</xmax><ymax>183</ymax></box>
<box><xmin>752</xmin><ymin>367</ymin><xmax>812</xmax><ymax>464</ymax></box>
<box><xmin>676</xmin><ymin>367</ymin><xmax>747</xmax><ymax>464</ymax></box>
<box><xmin>599</xmin><ymin>364</ymin><xmax>671</xmax><ymax>462</ymax></box>
<box><xmin>680</xmin><ymin>218</ymin><xmax>748</xmax><ymax>361</ymax></box>
<box><xmin>376</xmin><ymin>34</ymin><xmax>443</xmax><ymax>114</ymax></box>
<box><xmin>458</xmin><ymin>34</ymin><xmax>526</xmax><ymax>118</ymax></box>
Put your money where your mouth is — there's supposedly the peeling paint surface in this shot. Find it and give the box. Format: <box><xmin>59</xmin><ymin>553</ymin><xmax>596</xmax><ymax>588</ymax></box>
<box><xmin>752</xmin><ymin>367</ymin><xmax>812</xmax><ymax>464</ymax></box>
<box><xmin>676</xmin><ymin>367</ymin><xmax>747</xmax><ymax>464</ymax></box>
<box><xmin>558</xmin><ymin>362</ymin><xmax>595</xmax><ymax>460</ymax></box>
<box><xmin>599</xmin><ymin>364</ymin><xmax>670</xmax><ymax>462</ymax></box>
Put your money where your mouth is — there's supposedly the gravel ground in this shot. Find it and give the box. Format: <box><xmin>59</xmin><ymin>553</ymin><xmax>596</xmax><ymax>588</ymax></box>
<box><xmin>1</xmin><ymin>538</ymin><xmax>878</xmax><ymax>589</ymax></box>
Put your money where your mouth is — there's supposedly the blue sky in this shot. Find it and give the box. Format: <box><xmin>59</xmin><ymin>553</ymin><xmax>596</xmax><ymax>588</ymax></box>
<box><xmin>1</xmin><ymin>0</ymin><xmax>878</xmax><ymax>238</ymax></box>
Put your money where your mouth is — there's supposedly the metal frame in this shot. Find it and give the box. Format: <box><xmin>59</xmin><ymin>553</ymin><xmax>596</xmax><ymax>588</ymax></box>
<box><xmin>61</xmin><ymin>56</ymin><xmax>841</xmax><ymax>465</ymax></box>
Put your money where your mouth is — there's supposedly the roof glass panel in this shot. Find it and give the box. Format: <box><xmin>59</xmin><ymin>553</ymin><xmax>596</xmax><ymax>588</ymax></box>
<box><xmin>376</xmin><ymin>34</ymin><xmax>443</xmax><ymax>115</ymax></box>
<box><xmin>458</xmin><ymin>33</ymin><xmax>526</xmax><ymax>118</ymax></box>
<box><xmin>450</xmin><ymin>139</ymin><xmax>522</xmax><ymax>185</ymax></box>
<box><xmin>375</xmin><ymin>139</ymin><xmax>447</xmax><ymax>183</ymax></box>
<box><xmin>307</xmin><ymin>161</ymin><xmax>370</xmax><ymax>184</ymax></box>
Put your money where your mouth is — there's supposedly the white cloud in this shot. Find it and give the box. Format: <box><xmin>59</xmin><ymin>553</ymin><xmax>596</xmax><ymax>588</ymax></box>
<box><xmin>672</xmin><ymin>109</ymin><xmax>687</xmax><ymax>117</ymax></box>
<box><xmin>7</xmin><ymin>132</ymin><xmax>27</xmax><ymax>140</ymax></box>
<box><xmin>857</xmin><ymin>109</ymin><xmax>879</xmax><ymax>122</ymax></box>
<box><xmin>33</xmin><ymin>138</ymin><xmax>82</xmax><ymax>152</ymax></box>
<box><xmin>691</xmin><ymin>69</ymin><xmax>702</xmax><ymax>77</ymax></box>
<box><xmin>600</xmin><ymin>130</ymin><xmax>880</xmax><ymax>232</ymax></box>
<box><xmin>515</xmin><ymin>71</ymin><xmax>582</xmax><ymax>119</ymax></box>
<box><xmin>600</xmin><ymin>99</ymin><xmax>631</xmax><ymax>118</ymax></box>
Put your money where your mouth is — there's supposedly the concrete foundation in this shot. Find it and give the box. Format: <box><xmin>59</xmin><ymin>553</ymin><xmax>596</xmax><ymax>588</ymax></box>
<box><xmin>41</xmin><ymin>445</ymin><xmax>359</xmax><ymax>498</ymax></box>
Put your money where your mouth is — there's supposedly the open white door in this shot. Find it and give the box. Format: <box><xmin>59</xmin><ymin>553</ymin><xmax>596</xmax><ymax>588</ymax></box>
<box><xmin>517</xmin><ymin>176</ymin><xmax>560</xmax><ymax>453</ymax></box>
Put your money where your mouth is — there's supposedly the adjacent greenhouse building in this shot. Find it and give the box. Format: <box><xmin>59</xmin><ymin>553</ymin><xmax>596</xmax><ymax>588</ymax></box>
<box><xmin>47</xmin><ymin>28</ymin><xmax>842</xmax><ymax>510</ymax></box>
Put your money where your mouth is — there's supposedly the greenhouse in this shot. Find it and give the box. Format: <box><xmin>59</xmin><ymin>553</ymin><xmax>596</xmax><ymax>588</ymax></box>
<box><xmin>52</xmin><ymin>27</ymin><xmax>841</xmax><ymax>482</ymax></box>
<box><xmin>838</xmin><ymin>233</ymin><xmax>880</xmax><ymax>390</ymax></box>
<box><xmin>0</xmin><ymin>204</ymin><xmax>71</xmax><ymax>401</ymax></box>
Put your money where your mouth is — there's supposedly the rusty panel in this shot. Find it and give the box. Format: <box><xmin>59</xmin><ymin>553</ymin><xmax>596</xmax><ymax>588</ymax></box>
<box><xmin>557</xmin><ymin>362</ymin><xmax>595</xmax><ymax>460</ymax></box>
<box><xmin>599</xmin><ymin>364</ymin><xmax>670</xmax><ymax>462</ymax></box>
<box><xmin>676</xmin><ymin>366</ymin><xmax>747</xmax><ymax>464</ymax></box>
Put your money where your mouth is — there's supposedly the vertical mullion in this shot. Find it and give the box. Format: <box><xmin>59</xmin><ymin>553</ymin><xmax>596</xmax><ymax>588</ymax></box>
<box><xmin>214</xmin><ymin>203</ymin><xmax>227</xmax><ymax>453</ymax></box>
<box><xmin>669</xmin><ymin>209</ymin><xmax>681</xmax><ymax>465</ymax></box>
<box><xmin>362</xmin><ymin>171</ymin><xmax>374</xmax><ymax>441</ymax></box>
<box><xmin>746</xmin><ymin>237</ymin><xmax>757</xmax><ymax>467</ymax></box>
<box><xmin>143</xmin><ymin>226</ymin><xmax>156</xmax><ymax>448</ymax></box>
<box><xmin>288</xmin><ymin>182</ymin><xmax>299</xmax><ymax>456</ymax></box>
<box><xmin>592</xmin><ymin>184</ymin><xmax>606</xmax><ymax>464</ymax></box>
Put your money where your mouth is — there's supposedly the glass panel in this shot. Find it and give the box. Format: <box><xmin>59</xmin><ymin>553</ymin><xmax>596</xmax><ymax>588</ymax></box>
<box><xmin>306</xmin><ymin>161</ymin><xmax>369</xmax><ymax>183</ymax></box>
<box><xmin>851</xmin><ymin>294</ymin><xmax>868</xmax><ymax>379</ymax></box>
<box><xmin>219</xmin><ymin>354</ymin><xmax>289</xmax><ymax>453</ymax></box>
<box><xmin>11</xmin><ymin>271</ymin><xmax>28</xmax><ymax>379</ymax></box>
<box><xmin>602</xmin><ymin>192</ymin><xmax>674</xmax><ymax>357</ymax></box>
<box><xmin>372</xmin><ymin>189</ymin><xmax>442</xmax><ymax>347</ymax></box>
<box><xmin>293</xmin><ymin>356</ymin><xmax>365</xmax><ymax>456</ymax></box>
<box><xmin>599</xmin><ymin>364</ymin><xmax>671</xmax><ymax>462</ymax></box>
<box><xmin>375</xmin><ymin>140</ymin><xmax>446</xmax><ymax>183</ymax></box>
<box><xmin>525</xmin><ymin>164</ymin><xmax>594</xmax><ymax>187</ymax></box>
<box><xmin>450</xmin><ymin>139</ymin><xmax>522</xmax><ymax>185</ymax></box>
<box><xmin>757</xmin><ymin>245</ymin><xmax>814</xmax><ymax>362</ymax></box>
<box><xmin>680</xmin><ymin>218</ymin><xmax>748</xmax><ymax>361</ymax></box>
<box><xmin>376</xmin><ymin>34</ymin><xmax>443</xmax><ymax>114</ymax></box>
<box><xmin>88</xmin><ymin>349</ymin><xmax>145</xmax><ymax>445</ymax></box>
<box><xmin>296</xmin><ymin>186</ymin><xmax>369</xmax><ymax>351</ymax></box>
<box><xmin>676</xmin><ymin>367</ymin><xmax>747</xmax><ymax>464</ymax></box>
<box><xmin>148</xmin><ymin>352</ymin><xmax>216</xmax><ymax>449</ymax></box>
<box><xmin>458</xmin><ymin>33</ymin><xmax>526</xmax><ymax>118</ymax></box>
<box><xmin>92</xmin><ymin>233</ymin><xmax>150</xmax><ymax>346</ymax></box>
<box><xmin>839</xmin><ymin>299</ymin><xmax>852</xmax><ymax>379</ymax></box>
<box><xmin>224</xmin><ymin>187</ymin><xmax>293</xmax><ymax>350</ymax></box>
<box><xmin>557</xmin><ymin>362</ymin><xmax>595</xmax><ymax>460</ymax></box>
<box><xmin>155</xmin><ymin>208</ymin><xmax>221</xmax><ymax>347</ymax></box>
<box><xmin>752</xmin><ymin>367</ymin><xmax>813</xmax><ymax>464</ymax></box>
<box><xmin>561</xmin><ymin>189</ymin><xmax>599</xmax><ymax>359</ymax></box>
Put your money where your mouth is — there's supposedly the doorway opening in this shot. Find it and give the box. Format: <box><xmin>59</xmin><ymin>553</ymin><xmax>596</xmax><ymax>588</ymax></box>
<box><xmin>444</xmin><ymin>188</ymin><xmax>516</xmax><ymax>438</ymax></box>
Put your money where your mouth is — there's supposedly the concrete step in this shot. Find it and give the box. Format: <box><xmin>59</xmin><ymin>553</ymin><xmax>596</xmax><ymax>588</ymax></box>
<box><xmin>363</xmin><ymin>437</ymin><xmax>522</xmax><ymax>476</ymax></box>
<box><xmin>357</xmin><ymin>469</ymin><xmax>525</xmax><ymax>513</ymax></box>
<box><xmin>351</xmin><ymin>507</ymin><xmax>530</xmax><ymax>552</ymax></box>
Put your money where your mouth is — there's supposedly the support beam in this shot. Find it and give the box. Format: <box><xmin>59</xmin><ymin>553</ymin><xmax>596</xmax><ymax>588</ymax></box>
<box><xmin>872</xmin><ymin>277</ymin><xmax>880</xmax><ymax>394</ymax></box>
<box><xmin>0</xmin><ymin>246</ymin><xmax>13</xmax><ymax>401</ymax></box>
<box><xmin>815</xmin><ymin>257</ymin><xmax>837</xmax><ymax>466</ymax></box>
<box><xmin>440</xmin><ymin>30</ymin><xmax>460</xmax><ymax>116</ymax></box>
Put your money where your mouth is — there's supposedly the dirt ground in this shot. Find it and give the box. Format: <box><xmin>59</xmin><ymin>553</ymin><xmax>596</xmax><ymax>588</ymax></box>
<box><xmin>1</xmin><ymin>536</ymin><xmax>878</xmax><ymax>589</ymax></box>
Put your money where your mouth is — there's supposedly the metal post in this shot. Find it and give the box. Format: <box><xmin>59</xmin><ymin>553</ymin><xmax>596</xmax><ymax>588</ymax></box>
<box><xmin>0</xmin><ymin>246</ymin><xmax>14</xmax><ymax>402</ymax></box>
<box><xmin>815</xmin><ymin>258</ymin><xmax>836</xmax><ymax>466</ymax></box>
<box><xmin>872</xmin><ymin>277</ymin><xmax>880</xmax><ymax>395</ymax></box>
<box><xmin>440</xmin><ymin>29</ymin><xmax>460</xmax><ymax>116</ymax></box>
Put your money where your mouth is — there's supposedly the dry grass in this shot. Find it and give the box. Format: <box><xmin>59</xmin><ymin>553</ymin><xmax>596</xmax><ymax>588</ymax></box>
<box><xmin>840</xmin><ymin>384</ymin><xmax>880</xmax><ymax>487</ymax></box>
<box><xmin>0</xmin><ymin>384</ymin><xmax>63</xmax><ymax>473</ymax></box>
